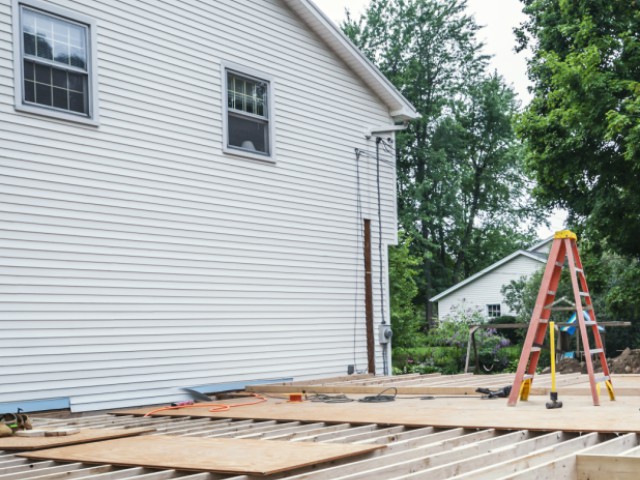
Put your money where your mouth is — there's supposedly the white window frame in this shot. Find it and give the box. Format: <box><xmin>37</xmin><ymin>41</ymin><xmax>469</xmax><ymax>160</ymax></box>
<box><xmin>487</xmin><ymin>304</ymin><xmax>501</xmax><ymax>318</ymax></box>
<box><xmin>12</xmin><ymin>0</ymin><xmax>99</xmax><ymax>125</ymax></box>
<box><xmin>221</xmin><ymin>61</ymin><xmax>275</xmax><ymax>163</ymax></box>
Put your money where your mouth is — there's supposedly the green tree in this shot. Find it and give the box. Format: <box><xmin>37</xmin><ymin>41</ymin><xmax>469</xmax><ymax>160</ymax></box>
<box><xmin>388</xmin><ymin>233</ymin><xmax>421</xmax><ymax>349</ymax></box>
<box><xmin>344</xmin><ymin>0</ymin><xmax>487</xmax><ymax>322</ymax></box>
<box><xmin>516</xmin><ymin>0</ymin><xmax>640</xmax><ymax>257</ymax></box>
<box><xmin>447</xmin><ymin>74</ymin><xmax>542</xmax><ymax>281</ymax></box>
<box><xmin>344</xmin><ymin>0</ymin><xmax>541</xmax><ymax>323</ymax></box>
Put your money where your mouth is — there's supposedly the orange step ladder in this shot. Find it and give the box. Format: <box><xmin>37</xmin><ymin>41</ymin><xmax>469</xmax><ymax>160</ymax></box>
<box><xmin>507</xmin><ymin>230</ymin><xmax>614</xmax><ymax>406</ymax></box>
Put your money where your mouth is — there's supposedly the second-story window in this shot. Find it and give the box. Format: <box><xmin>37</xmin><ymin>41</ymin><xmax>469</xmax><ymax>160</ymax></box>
<box><xmin>225</xmin><ymin>70</ymin><xmax>271</xmax><ymax>157</ymax></box>
<box><xmin>15</xmin><ymin>1</ymin><xmax>97</xmax><ymax>123</ymax></box>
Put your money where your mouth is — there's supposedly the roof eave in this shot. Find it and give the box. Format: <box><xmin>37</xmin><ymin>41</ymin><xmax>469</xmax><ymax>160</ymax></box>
<box><xmin>282</xmin><ymin>0</ymin><xmax>420</xmax><ymax>121</ymax></box>
<box><xmin>429</xmin><ymin>251</ymin><xmax>547</xmax><ymax>302</ymax></box>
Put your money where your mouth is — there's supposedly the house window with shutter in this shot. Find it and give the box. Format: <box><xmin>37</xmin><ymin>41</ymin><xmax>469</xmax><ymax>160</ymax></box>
<box><xmin>14</xmin><ymin>0</ymin><xmax>98</xmax><ymax>124</ymax></box>
<box><xmin>222</xmin><ymin>65</ymin><xmax>275</xmax><ymax>161</ymax></box>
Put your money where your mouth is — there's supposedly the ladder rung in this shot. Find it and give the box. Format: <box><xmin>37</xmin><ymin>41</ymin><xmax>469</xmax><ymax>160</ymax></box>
<box><xmin>538</xmin><ymin>319</ymin><xmax>549</xmax><ymax>324</ymax></box>
<box><xmin>547</xmin><ymin>290</ymin><xmax>555</xmax><ymax>295</ymax></box>
<box><xmin>595</xmin><ymin>376</ymin><xmax>610</xmax><ymax>383</ymax></box>
<box><xmin>575</xmin><ymin>268</ymin><xmax>583</xmax><ymax>273</ymax></box>
<box><xmin>579</xmin><ymin>292</ymin><xmax>590</xmax><ymax>297</ymax></box>
<box><xmin>555</xmin><ymin>262</ymin><xmax>564</xmax><ymax>267</ymax></box>
<box><xmin>589</xmin><ymin>348</ymin><xmax>604</xmax><ymax>354</ymax></box>
<box><xmin>584</xmin><ymin>321</ymin><xmax>596</xmax><ymax>326</ymax></box>
<box><xmin>523</xmin><ymin>374</ymin><xmax>534</xmax><ymax>380</ymax></box>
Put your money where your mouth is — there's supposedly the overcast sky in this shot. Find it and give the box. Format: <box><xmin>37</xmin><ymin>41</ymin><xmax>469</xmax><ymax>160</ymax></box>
<box><xmin>313</xmin><ymin>0</ymin><xmax>565</xmax><ymax>236</ymax></box>
<box><xmin>314</xmin><ymin>0</ymin><xmax>532</xmax><ymax>104</ymax></box>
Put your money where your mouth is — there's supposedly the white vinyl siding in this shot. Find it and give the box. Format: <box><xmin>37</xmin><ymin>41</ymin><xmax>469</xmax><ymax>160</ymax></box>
<box><xmin>0</xmin><ymin>0</ymin><xmax>398</xmax><ymax>411</ymax></box>
<box><xmin>437</xmin><ymin>256</ymin><xmax>546</xmax><ymax>320</ymax></box>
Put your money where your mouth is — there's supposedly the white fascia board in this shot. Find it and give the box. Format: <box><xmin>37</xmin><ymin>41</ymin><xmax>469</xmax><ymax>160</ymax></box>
<box><xmin>527</xmin><ymin>236</ymin><xmax>554</xmax><ymax>252</ymax></box>
<box><xmin>282</xmin><ymin>0</ymin><xmax>420</xmax><ymax>121</ymax></box>
<box><xmin>429</xmin><ymin>250</ymin><xmax>547</xmax><ymax>302</ymax></box>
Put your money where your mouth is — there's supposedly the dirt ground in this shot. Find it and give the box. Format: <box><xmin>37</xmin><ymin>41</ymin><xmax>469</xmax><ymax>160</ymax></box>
<box><xmin>541</xmin><ymin>347</ymin><xmax>640</xmax><ymax>374</ymax></box>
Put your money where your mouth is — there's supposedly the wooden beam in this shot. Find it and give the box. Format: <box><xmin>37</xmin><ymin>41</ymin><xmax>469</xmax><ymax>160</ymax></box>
<box><xmin>364</xmin><ymin>219</ymin><xmax>375</xmax><ymax>374</ymax></box>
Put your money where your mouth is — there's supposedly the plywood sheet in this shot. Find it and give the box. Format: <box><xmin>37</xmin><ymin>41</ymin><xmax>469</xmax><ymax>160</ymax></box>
<box><xmin>0</xmin><ymin>427</ymin><xmax>153</xmax><ymax>451</ymax></box>
<box><xmin>114</xmin><ymin>394</ymin><xmax>640</xmax><ymax>433</ymax></box>
<box><xmin>19</xmin><ymin>435</ymin><xmax>384</xmax><ymax>475</ymax></box>
<box><xmin>577</xmin><ymin>455</ymin><xmax>640</xmax><ymax>480</ymax></box>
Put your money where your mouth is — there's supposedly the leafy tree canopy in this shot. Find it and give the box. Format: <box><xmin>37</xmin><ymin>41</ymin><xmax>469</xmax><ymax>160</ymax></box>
<box><xmin>516</xmin><ymin>0</ymin><xmax>640</xmax><ymax>257</ymax></box>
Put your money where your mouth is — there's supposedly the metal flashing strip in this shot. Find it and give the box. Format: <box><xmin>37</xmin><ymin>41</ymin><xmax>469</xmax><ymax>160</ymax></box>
<box><xmin>0</xmin><ymin>396</ymin><xmax>70</xmax><ymax>413</ymax></box>
<box><xmin>189</xmin><ymin>377</ymin><xmax>294</xmax><ymax>395</ymax></box>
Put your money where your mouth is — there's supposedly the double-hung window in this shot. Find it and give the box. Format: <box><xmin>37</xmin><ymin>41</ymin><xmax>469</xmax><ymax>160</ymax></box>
<box><xmin>223</xmin><ymin>66</ymin><xmax>274</xmax><ymax>160</ymax></box>
<box><xmin>14</xmin><ymin>0</ymin><xmax>97</xmax><ymax>123</ymax></box>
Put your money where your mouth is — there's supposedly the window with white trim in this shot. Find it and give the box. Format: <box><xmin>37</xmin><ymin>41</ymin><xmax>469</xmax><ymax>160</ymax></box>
<box><xmin>225</xmin><ymin>69</ymin><xmax>271</xmax><ymax>157</ymax></box>
<box><xmin>15</xmin><ymin>1</ymin><xmax>97</xmax><ymax>122</ymax></box>
<box><xmin>487</xmin><ymin>304</ymin><xmax>501</xmax><ymax>318</ymax></box>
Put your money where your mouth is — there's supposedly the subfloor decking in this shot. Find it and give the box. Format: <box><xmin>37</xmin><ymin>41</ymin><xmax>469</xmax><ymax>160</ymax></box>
<box><xmin>4</xmin><ymin>373</ymin><xmax>640</xmax><ymax>479</ymax></box>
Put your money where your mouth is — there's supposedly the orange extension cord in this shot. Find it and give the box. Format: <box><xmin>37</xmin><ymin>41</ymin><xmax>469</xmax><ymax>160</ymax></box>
<box><xmin>143</xmin><ymin>393</ymin><xmax>267</xmax><ymax>417</ymax></box>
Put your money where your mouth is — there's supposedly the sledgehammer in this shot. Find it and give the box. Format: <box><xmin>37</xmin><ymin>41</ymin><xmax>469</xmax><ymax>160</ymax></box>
<box><xmin>546</xmin><ymin>321</ymin><xmax>563</xmax><ymax>409</ymax></box>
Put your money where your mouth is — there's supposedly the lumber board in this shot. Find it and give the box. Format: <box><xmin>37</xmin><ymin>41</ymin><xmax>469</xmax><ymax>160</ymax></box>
<box><xmin>247</xmin><ymin>373</ymin><xmax>640</xmax><ymax>397</ymax></box>
<box><xmin>18</xmin><ymin>434</ymin><xmax>384</xmax><ymax>475</ymax></box>
<box><xmin>246</xmin><ymin>372</ymin><xmax>628</xmax><ymax>396</ymax></box>
<box><xmin>0</xmin><ymin>427</ymin><xmax>154</xmax><ymax>451</ymax></box>
<box><xmin>113</xmin><ymin>395</ymin><xmax>640</xmax><ymax>433</ymax></box>
<box><xmin>577</xmin><ymin>454</ymin><xmax>640</xmax><ymax>480</ymax></box>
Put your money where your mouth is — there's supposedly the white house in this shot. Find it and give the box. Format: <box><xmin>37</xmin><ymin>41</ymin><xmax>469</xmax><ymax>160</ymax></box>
<box><xmin>0</xmin><ymin>0</ymin><xmax>419</xmax><ymax>412</ymax></box>
<box><xmin>431</xmin><ymin>237</ymin><xmax>553</xmax><ymax>320</ymax></box>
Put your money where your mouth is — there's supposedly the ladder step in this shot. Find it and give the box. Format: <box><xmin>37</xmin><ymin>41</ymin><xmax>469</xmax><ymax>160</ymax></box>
<box><xmin>595</xmin><ymin>376</ymin><xmax>610</xmax><ymax>383</ymax></box>
<box><xmin>555</xmin><ymin>261</ymin><xmax>564</xmax><ymax>267</ymax></box>
<box><xmin>523</xmin><ymin>374</ymin><xmax>534</xmax><ymax>380</ymax></box>
<box><xmin>584</xmin><ymin>321</ymin><xmax>596</xmax><ymax>326</ymax></box>
<box><xmin>589</xmin><ymin>348</ymin><xmax>604</xmax><ymax>354</ymax></box>
<box><xmin>579</xmin><ymin>292</ymin><xmax>590</xmax><ymax>297</ymax></box>
<box><xmin>575</xmin><ymin>268</ymin><xmax>583</xmax><ymax>273</ymax></box>
<box><xmin>547</xmin><ymin>290</ymin><xmax>556</xmax><ymax>295</ymax></box>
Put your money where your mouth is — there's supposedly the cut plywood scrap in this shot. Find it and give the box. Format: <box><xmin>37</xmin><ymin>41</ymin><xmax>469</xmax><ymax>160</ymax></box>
<box><xmin>0</xmin><ymin>427</ymin><xmax>154</xmax><ymax>451</ymax></box>
<box><xmin>577</xmin><ymin>455</ymin><xmax>640</xmax><ymax>480</ymax></box>
<box><xmin>18</xmin><ymin>434</ymin><xmax>384</xmax><ymax>475</ymax></box>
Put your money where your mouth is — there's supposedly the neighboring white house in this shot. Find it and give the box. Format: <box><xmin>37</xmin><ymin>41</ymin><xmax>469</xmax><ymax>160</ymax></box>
<box><xmin>0</xmin><ymin>0</ymin><xmax>419</xmax><ymax>412</ymax></box>
<box><xmin>431</xmin><ymin>237</ymin><xmax>553</xmax><ymax>320</ymax></box>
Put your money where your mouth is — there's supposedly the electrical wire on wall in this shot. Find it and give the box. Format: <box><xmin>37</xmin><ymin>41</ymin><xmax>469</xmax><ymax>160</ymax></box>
<box><xmin>352</xmin><ymin>148</ymin><xmax>365</xmax><ymax>374</ymax></box>
<box><xmin>375</xmin><ymin>137</ymin><xmax>389</xmax><ymax>376</ymax></box>
<box><xmin>354</xmin><ymin>139</ymin><xmax>395</xmax><ymax>376</ymax></box>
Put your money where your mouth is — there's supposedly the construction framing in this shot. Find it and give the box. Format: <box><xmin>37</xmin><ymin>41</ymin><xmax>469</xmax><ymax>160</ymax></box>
<box><xmin>4</xmin><ymin>373</ymin><xmax>640</xmax><ymax>479</ymax></box>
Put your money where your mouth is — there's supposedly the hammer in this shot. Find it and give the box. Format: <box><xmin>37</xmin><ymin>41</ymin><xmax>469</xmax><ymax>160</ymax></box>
<box><xmin>546</xmin><ymin>321</ymin><xmax>563</xmax><ymax>409</ymax></box>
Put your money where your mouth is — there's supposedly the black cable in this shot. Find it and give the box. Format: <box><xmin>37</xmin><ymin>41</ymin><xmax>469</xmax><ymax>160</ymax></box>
<box><xmin>375</xmin><ymin>138</ymin><xmax>385</xmax><ymax>327</ymax></box>
<box><xmin>358</xmin><ymin>387</ymin><xmax>397</xmax><ymax>403</ymax></box>
<box><xmin>308</xmin><ymin>392</ymin><xmax>354</xmax><ymax>403</ymax></box>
